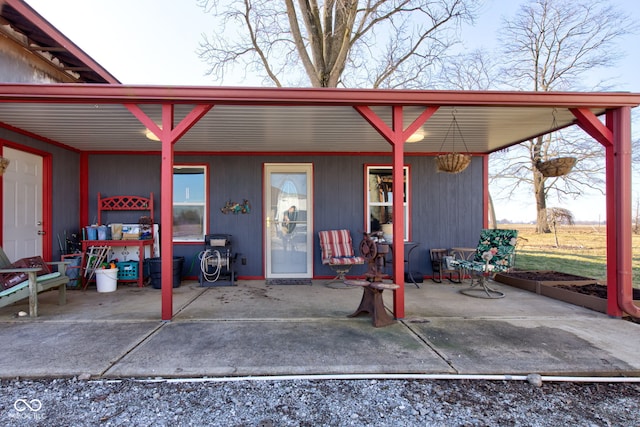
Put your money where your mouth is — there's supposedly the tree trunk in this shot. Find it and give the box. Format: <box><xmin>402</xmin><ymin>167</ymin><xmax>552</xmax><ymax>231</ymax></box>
<box><xmin>531</xmin><ymin>136</ymin><xmax>550</xmax><ymax>234</ymax></box>
<box><xmin>488</xmin><ymin>192</ymin><xmax>497</xmax><ymax>229</ymax></box>
<box><xmin>534</xmin><ymin>170</ymin><xmax>550</xmax><ymax>233</ymax></box>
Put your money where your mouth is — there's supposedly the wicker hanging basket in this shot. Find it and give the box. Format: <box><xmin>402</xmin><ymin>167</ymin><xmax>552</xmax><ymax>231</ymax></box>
<box><xmin>536</xmin><ymin>157</ymin><xmax>576</xmax><ymax>177</ymax></box>
<box><xmin>436</xmin><ymin>153</ymin><xmax>471</xmax><ymax>174</ymax></box>
<box><xmin>0</xmin><ymin>157</ymin><xmax>9</xmax><ymax>175</ymax></box>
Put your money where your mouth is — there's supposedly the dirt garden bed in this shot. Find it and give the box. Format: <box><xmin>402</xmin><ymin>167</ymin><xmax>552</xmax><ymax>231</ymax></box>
<box><xmin>555</xmin><ymin>282</ymin><xmax>640</xmax><ymax>299</ymax></box>
<box><xmin>494</xmin><ymin>270</ymin><xmax>640</xmax><ymax>314</ymax></box>
<box><xmin>493</xmin><ymin>270</ymin><xmax>598</xmax><ymax>292</ymax></box>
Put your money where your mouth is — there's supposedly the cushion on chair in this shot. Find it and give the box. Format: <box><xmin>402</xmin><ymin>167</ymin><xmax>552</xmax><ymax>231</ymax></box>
<box><xmin>318</xmin><ymin>230</ymin><xmax>365</xmax><ymax>266</ymax></box>
<box><xmin>453</xmin><ymin>229</ymin><xmax>518</xmax><ymax>273</ymax></box>
<box><xmin>0</xmin><ymin>281</ymin><xmax>29</xmax><ymax>297</ymax></box>
<box><xmin>0</xmin><ymin>256</ymin><xmax>52</xmax><ymax>290</ymax></box>
<box><xmin>0</xmin><ymin>272</ymin><xmax>61</xmax><ymax>297</ymax></box>
<box><xmin>326</xmin><ymin>256</ymin><xmax>366</xmax><ymax>265</ymax></box>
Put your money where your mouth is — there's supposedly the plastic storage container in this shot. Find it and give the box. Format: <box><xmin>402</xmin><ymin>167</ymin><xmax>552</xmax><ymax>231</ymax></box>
<box><xmin>85</xmin><ymin>226</ymin><xmax>98</xmax><ymax>240</ymax></box>
<box><xmin>116</xmin><ymin>261</ymin><xmax>138</xmax><ymax>281</ymax></box>
<box><xmin>95</xmin><ymin>268</ymin><xmax>118</xmax><ymax>292</ymax></box>
<box><xmin>146</xmin><ymin>256</ymin><xmax>184</xmax><ymax>289</ymax></box>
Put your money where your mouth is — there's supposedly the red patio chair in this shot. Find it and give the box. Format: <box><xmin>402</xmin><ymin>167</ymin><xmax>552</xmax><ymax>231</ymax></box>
<box><xmin>318</xmin><ymin>230</ymin><xmax>365</xmax><ymax>285</ymax></box>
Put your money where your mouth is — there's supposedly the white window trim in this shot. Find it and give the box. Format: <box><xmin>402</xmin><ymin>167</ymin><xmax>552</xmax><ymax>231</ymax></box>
<box><xmin>173</xmin><ymin>164</ymin><xmax>208</xmax><ymax>242</ymax></box>
<box><xmin>365</xmin><ymin>165</ymin><xmax>409</xmax><ymax>242</ymax></box>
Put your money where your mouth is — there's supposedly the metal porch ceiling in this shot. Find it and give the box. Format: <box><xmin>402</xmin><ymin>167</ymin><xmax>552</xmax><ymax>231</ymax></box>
<box><xmin>0</xmin><ymin>101</ymin><xmax>606</xmax><ymax>154</ymax></box>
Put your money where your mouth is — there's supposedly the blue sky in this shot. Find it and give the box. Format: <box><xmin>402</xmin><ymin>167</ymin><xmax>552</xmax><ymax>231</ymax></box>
<box><xmin>25</xmin><ymin>0</ymin><xmax>640</xmax><ymax>222</ymax></box>
<box><xmin>26</xmin><ymin>0</ymin><xmax>639</xmax><ymax>91</ymax></box>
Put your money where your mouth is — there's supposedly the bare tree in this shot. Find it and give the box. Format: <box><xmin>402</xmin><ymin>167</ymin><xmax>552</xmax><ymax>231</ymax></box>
<box><xmin>435</xmin><ymin>49</ymin><xmax>504</xmax><ymax>228</ymax></box>
<box><xmin>196</xmin><ymin>0</ymin><xmax>480</xmax><ymax>88</ymax></box>
<box><xmin>436</xmin><ymin>48</ymin><xmax>495</xmax><ymax>91</ymax></box>
<box><xmin>632</xmin><ymin>114</ymin><xmax>640</xmax><ymax>165</ymax></box>
<box><xmin>634</xmin><ymin>196</ymin><xmax>640</xmax><ymax>235</ymax></box>
<box><xmin>491</xmin><ymin>0</ymin><xmax>635</xmax><ymax>233</ymax></box>
<box><xmin>490</xmin><ymin>126</ymin><xmax>607</xmax><ymax>229</ymax></box>
<box><xmin>546</xmin><ymin>207</ymin><xmax>574</xmax><ymax>247</ymax></box>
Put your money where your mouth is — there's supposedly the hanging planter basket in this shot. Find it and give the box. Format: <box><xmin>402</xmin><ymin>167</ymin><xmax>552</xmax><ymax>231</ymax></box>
<box><xmin>436</xmin><ymin>153</ymin><xmax>471</xmax><ymax>174</ymax></box>
<box><xmin>536</xmin><ymin>157</ymin><xmax>576</xmax><ymax>177</ymax></box>
<box><xmin>436</xmin><ymin>109</ymin><xmax>472</xmax><ymax>174</ymax></box>
<box><xmin>0</xmin><ymin>157</ymin><xmax>9</xmax><ymax>175</ymax></box>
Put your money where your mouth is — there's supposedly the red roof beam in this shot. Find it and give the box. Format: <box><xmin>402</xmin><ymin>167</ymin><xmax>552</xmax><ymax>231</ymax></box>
<box><xmin>1</xmin><ymin>84</ymin><xmax>639</xmax><ymax>108</ymax></box>
<box><xmin>570</xmin><ymin>107</ymin><xmax>613</xmax><ymax>147</ymax></box>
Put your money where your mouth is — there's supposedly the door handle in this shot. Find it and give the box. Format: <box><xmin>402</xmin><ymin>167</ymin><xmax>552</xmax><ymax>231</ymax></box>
<box><xmin>38</xmin><ymin>230</ymin><xmax>46</xmax><ymax>235</ymax></box>
<box><xmin>266</xmin><ymin>217</ymin><xmax>271</xmax><ymax>227</ymax></box>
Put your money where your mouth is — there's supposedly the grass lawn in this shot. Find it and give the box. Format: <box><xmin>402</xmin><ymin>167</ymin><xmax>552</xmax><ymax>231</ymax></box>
<box><xmin>505</xmin><ymin>224</ymin><xmax>640</xmax><ymax>289</ymax></box>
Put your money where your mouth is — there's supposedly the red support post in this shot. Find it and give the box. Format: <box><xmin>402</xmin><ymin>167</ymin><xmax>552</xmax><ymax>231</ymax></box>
<box><xmin>604</xmin><ymin>112</ymin><xmax>621</xmax><ymax>316</ymax></box>
<box><xmin>353</xmin><ymin>104</ymin><xmax>439</xmax><ymax>320</ymax></box>
<box><xmin>160</xmin><ymin>104</ymin><xmax>175</xmax><ymax>321</ymax></box>
<box><xmin>124</xmin><ymin>102</ymin><xmax>214</xmax><ymax>321</ymax></box>
<box><xmin>391</xmin><ymin>106</ymin><xmax>405</xmax><ymax>319</ymax></box>
<box><xmin>79</xmin><ymin>152</ymin><xmax>89</xmax><ymax>228</ymax></box>
<box><xmin>482</xmin><ymin>155</ymin><xmax>489</xmax><ymax>228</ymax></box>
<box><xmin>572</xmin><ymin>108</ymin><xmax>621</xmax><ymax>316</ymax></box>
<box><xmin>611</xmin><ymin>107</ymin><xmax>640</xmax><ymax>318</ymax></box>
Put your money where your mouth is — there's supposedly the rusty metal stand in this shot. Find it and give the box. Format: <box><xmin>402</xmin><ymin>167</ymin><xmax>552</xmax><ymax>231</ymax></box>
<box><xmin>346</xmin><ymin>281</ymin><xmax>399</xmax><ymax>327</ymax></box>
<box><xmin>345</xmin><ymin>234</ymin><xmax>400</xmax><ymax>327</ymax></box>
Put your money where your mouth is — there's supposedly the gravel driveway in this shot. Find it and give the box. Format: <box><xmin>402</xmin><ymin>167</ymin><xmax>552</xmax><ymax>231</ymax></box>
<box><xmin>2</xmin><ymin>377</ymin><xmax>639</xmax><ymax>426</ymax></box>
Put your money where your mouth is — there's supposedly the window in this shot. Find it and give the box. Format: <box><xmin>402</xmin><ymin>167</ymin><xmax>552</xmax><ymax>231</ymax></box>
<box><xmin>173</xmin><ymin>165</ymin><xmax>207</xmax><ymax>241</ymax></box>
<box><xmin>365</xmin><ymin>165</ymin><xmax>409</xmax><ymax>242</ymax></box>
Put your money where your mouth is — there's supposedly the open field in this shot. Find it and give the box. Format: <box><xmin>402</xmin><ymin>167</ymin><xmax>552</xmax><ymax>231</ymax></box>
<box><xmin>505</xmin><ymin>224</ymin><xmax>640</xmax><ymax>288</ymax></box>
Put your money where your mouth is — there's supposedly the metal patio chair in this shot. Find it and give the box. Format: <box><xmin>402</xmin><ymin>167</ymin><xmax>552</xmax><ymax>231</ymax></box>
<box><xmin>318</xmin><ymin>230</ymin><xmax>365</xmax><ymax>287</ymax></box>
<box><xmin>452</xmin><ymin>229</ymin><xmax>519</xmax><ymax>299</ymax></box>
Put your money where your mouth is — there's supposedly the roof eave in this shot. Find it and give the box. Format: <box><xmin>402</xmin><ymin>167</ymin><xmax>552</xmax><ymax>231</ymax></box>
<box><xmin>0</xmin><ymin>84</ymin><xmax>639</xmax><ymax>108</ymax></box>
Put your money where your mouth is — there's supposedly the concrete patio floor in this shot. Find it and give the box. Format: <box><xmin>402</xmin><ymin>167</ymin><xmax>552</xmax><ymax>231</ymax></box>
<box><xmin>0</xmin><ymin>279</ymin><xmax>638</xmax><ymax>380</ymax></box>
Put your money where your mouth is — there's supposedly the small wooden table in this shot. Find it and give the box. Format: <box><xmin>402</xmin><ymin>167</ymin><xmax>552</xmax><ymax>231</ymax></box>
<box><xmin>344</xmin><ymin>279</ymin><xmax>399</xmax><ymax>327</ymax></box>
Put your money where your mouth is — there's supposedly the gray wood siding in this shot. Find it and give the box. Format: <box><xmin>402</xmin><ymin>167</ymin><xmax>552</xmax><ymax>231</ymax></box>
<box><xmin>86</xmin><ymin>153</ymin><xmax>484</xmax><ymax>278</ymax></box>
<box><xmin>408</xmin><ymin>156</ymin><xmax>484</xmax><ymax>275</ymax></box>
<box><xmin>87</xmin><ymin>154</ymin><xmax>161</xmax><ymax>224</ymax></box>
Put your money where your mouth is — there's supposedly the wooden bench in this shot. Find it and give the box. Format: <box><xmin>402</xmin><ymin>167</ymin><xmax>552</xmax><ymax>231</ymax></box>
<box><xmin>0</xmin><ymin>248</ymin><xmax>69</xmax><ymax>317</ymax></box>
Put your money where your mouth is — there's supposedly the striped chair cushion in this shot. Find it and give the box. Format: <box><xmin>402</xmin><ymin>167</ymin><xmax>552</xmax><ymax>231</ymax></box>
<box><xmin>318</xmin><ymin>230</ymin><xmax>365</xmax><ymax>265</ymax></box>
<box><xmin>326</xmin><ymin>256</ymin><xmax>366</xmax><ymax>265</ymax></box>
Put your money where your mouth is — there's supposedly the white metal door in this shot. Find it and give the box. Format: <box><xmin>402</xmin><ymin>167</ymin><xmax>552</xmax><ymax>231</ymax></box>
<box><xmin>2</xmin><ymin>147</ymin><xmax>43</xmax><ymax>260</ymax></box>
<box><xmin>264</xmin><ymin>163</ymin><xmax>313</xmax><ymax>278</ymax></box>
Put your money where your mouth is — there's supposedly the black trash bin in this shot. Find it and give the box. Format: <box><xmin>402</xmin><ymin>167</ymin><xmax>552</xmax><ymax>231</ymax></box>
<box><xmin>146</xmin><ymin>256</ymin><xmax>184</xmax><ymax>289</ymax></box>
